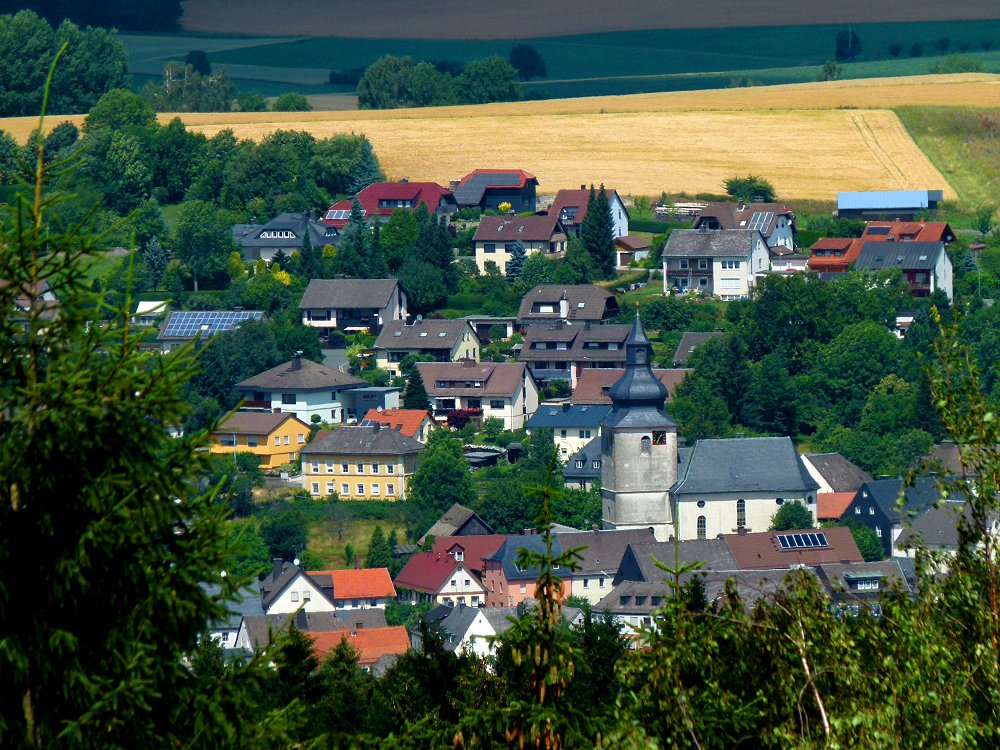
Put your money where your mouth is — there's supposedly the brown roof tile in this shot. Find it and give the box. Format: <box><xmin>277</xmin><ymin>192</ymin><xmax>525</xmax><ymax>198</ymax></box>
<box><xmin>308</xmin><ymin>626</ymin><xmax>410</xmax><ymax>665</ymax></box>
<box><xmin>416</xmin><ymin>361</ymin><xmax>529</xmax><ymax>398</ymax></box>
<box><xmin>723</xmin><ymin>526</ymin><xmax>863</xmax><ymax>570</ymax></box>
<box><xmin>306</xmin><ymin>568</ymin><xmax>397</xmax><ymax>599</ymax></box>
<box><xmin>517</xmin><ymin>284</ymin><xmax>618</xmax><ymax>322</ymax></box>
<box><xmin>473</xmin><ymin>214</ymin><xmax>564</xmax><ymax>243</ymax></box>
<box><xmin>218</xmin><ymin>411</ymin><xmax>309</xmax><ymax>435</ymax></box>
<box><xmin>237</xmin><ymin>357</ymin><xmax>364</xmax><ymax>391</ymax></box>
<box><xmin>374</xmin><ymin>318</ymin><xmax>477</xmax><ymax>352</ymax></box>
<box><xmin>570</xmin><ymin>368</ymin><xmax>689</xmax><ymax>404</ymax></box>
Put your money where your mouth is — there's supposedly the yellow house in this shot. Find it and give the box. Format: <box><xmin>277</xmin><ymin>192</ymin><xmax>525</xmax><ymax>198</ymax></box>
<box><xmin>211</xmin><ymin>412</ymin><xmax>312</xmax><ymax>469</ymax></box>
<box><xmin>300</xmin><ymin>423</ymin><xmax>425</xmax><ymax>499</ymax></box>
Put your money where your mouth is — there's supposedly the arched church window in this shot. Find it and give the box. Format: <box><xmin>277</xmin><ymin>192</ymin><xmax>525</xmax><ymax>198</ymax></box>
<box><xmin>737</xmin><ymin>499</ymin><xmax>746</xmax><ymax>528</ymax></box>
<box><xmin>640</xmin><ymin>435</ymin><xmax>652</xmax><ymax>456</ymax></box>
<box><xmin>636</xmin><ymin>348</ymin><xmax>647</xmax><ymax>365</ymax></box>
<box><xmin>697</xmin><ymin>516</ymin><xmax>707</xmax><ymax>540</ymax></box>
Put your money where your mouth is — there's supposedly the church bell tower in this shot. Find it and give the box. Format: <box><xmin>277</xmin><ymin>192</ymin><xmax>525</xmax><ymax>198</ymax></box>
<box><xmin>600</xmin><ymin>312</ymin><xmax>678</xmax><ymax>541</ymax></box>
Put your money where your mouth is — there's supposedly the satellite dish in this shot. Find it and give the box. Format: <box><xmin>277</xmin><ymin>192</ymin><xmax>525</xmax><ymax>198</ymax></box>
<box><xmin>377</xmin><ymin>406</ymin><xmax>383</xmax><ymax>412</ymax></box>
<box><xmin>220</xmin><ymin>570</ymin><xmax>227</xmax><ymax>578</ymax></box>
<box><xmin>293</xmin><ymin>558</ymin><xmax>300</xmax><ymax>567</ymax></box>
<box><xmin>416</xmin><ymin>314</ymin><xmax>423</xmax><ymax>322</ymax></box>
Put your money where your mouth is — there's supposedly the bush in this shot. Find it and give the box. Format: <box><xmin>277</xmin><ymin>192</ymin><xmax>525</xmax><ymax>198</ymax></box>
<box><xmin>888</xmin><ymin>43</ymin><xmax>902</xmax><ymax>57</ymax></box>
<box><xmin>236</xmin><ymin>91</ymin><xmax>267</xmax><ymax>112</ymax></box>
<box><xmin>910</xmin><ymin>43</ymin><xmax>924</xmax><ymax>57</ymax></box>
<box><xmin>328</xmin><ymin>67</ymin><xmax>365</xmax><ymax>86</ymax></box>
<box><xmin>271</xmin><ymin>92</ymin><xmax>312</xmax><ymax>111</ymax></box>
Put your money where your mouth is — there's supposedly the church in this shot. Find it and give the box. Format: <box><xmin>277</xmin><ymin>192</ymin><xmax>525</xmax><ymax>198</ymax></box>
<box><xmin>601</xmin><ymin>314</ymin><xmax>819</xmax><ymax>542</ymax></box>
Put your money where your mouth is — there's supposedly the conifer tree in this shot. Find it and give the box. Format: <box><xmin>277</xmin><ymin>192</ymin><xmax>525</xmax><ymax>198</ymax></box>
<box><xmin>365</xmin><ymin>525</ymin><xmax>393</xmax><ymax>568</ymax></box>
<box><xmin>142</xmin><ymin>235</ymin><xmax>168</xmax><ymax>289</ymax></box>
<box><xmin>505</xmin><ymin>239</ymin><xmax>526</xmax><ymax>282</ymax></box>
<box><xmin>347</xmin><ymin>137</ymin><xmax>384</xmax><ymax>195</ymax></box>
<box><xmin>330</xmin><ymin>197</ymin><xmax>366</xmax><ymax>278</ymax></box>
<box><xmin>403</xmin><ymin>366</ymin><xmax>430</xmax><ymax>409</ymax></box>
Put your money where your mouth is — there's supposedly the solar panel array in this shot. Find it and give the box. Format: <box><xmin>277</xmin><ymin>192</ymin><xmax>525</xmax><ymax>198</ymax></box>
<box><xmin>747</xmin><ymin>212</ymin><xmax>773</xmax><ymax>232</ymax></box>
<box><xmin>161</xmin><ymin>310</ymin><xmax>263</xmax><ymax>339</ymax></box>
<box><xmin>866</xmin><ymin>226</ymin><xmax>891</xmax><ymax>235</ymax></box>
<box><xmin>325</xmin><ymin>210</ymin><xmax>351</xmax><ymax>221</ymax></box>
<box><xmin>777</xmin><ymin>532</ymin><xmax>828</xmax><ymax>549</ymax></box>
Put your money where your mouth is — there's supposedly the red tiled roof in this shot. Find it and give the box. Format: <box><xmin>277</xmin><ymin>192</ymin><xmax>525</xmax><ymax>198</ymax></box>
<box><xmin>723</xmin><ymin>526</ymin><xmax>863</xmax><ymax>569</ymax></box>
<box><xmin>806</xmin><ymin>238</ymin><xmax>863</xmax><ymax>272</ymax></box>
<box><xmin>431</xmin><ymin>534</ymin><xmax>508</xmax><ymax>573</ymax></box>
<box><xmin>308</xmin><ymin>626</ymin><xmax>410</xmax><ymax>664</ymax></box>
<box><xmin>323</xmin><ymin>181</ymin><xmax>452</xmax><ymax>228</ymax></box>
<box><xmin>817</xmin><ymin>492</ymin><xmax>856</xmax><ymax>521</ymax></box>
<box><xmin>570</xmin><ymin>368</ymin><xmax>689</xmax><ymax>404</ymax></box>
<box><xmin>393</xmin><ymin>551</ymin><xmax>466</xmax><ymax>593</ymax></box>
<box><xmin>862</xmin><ymin>221</ymin><xmax>954</xmax><ymax>244</ymax></box>
<box><xmin>362</xmin><ymin>408</ymin><xmax>431</xmax><ymax>439</ymax></box>
<box><xmin>307</xmin><ymin>568</ymin><xmax>397</xmax><ymax>599</ymax></box>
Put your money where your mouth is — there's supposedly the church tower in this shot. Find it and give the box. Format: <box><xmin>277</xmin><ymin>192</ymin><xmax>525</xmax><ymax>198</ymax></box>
<box><xmin>601</xmin><ymin>312</ymin><xmax>678</xmax><ymax>541</ymax></box>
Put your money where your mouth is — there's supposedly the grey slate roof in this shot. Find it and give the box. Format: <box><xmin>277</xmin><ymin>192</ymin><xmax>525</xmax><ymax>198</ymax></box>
<box><xmin>374</xmin><ymin>318</ymin><xmax>476</xmax><ymax>352</ymax></box>
<box><xmin>202</xmin><ymin>584</ymin><xmax>264</xmax><ymax>631</ymax></box>
<box><xmin>563</xmin><ymin>438</ymin><xmax>602</xmax><ymax>483</ymax></box>
<box><xmin>423</xmin><ymin>503</ymin><xmax>495</xmax><ymax>540</ymax></box>
<box><xmin>804</xmin><ymin>453</ymin><xmax>872</xmax><ymax>493</ymax></box>
<box><xmin>673</xmin><ymin>437</ymin><xmax>820</xmax><ymax>496</ymax></box>
<box><xmin>672</xmin><ymin>331</ymin><xmax>720</xmax><ymax>365</ymax></box>
<box><xmin>454</xmin><ymin>170</ymin><xmax>536</xmax><ymax>205</ymax></box>
<box><xmin>556</xmin><ymin>528</ymin><xmax>656</xmax><ymax>576</ymax></box>
<box><xmin>848</xmin><ymin>476</ymin><xmax>945</xmax><ymax>524</ymax></box>
<box><xmin>299</xmin><ymin>278</ymin><xmax>401</xmax><ymax>310</ymax></box>
<box><xmin>236</xmin><ymin>357</ymin><xmax>364</xmax><ymax>391</ymax></box>
<box><xmin>854</xmin><ymin>242</ymin><xmax>944</xmax><ymax>271</ymax></box>
<box><xmin>527</xmin><ymin>403</ymin><xmax>612</xmax><ymax>430</ymax></box>
<box><xmin>615</xmin><ymin>539</ymin><xmax>738</xmax><ymax>584</ymax></box>
<box><xmin>486</xmin><ymin>535</ymin><xmax>563</xmax><ymax>581</ymax></box>
<box><xmin>302</xmin><ymin>424</ymin><xmax>425</xmax><ymax>457</ymax></box>
<box><xmin>234</xmin><ymin>213</ymin><xmax>338</xmax><ymax>250</ymax></box>
<box><xmin>242</xmin><ymin>609</ymin><xmax>388</xmax><ymax>650</ymax></box>
<box><xmin>661</xmin><ymin>228</ymin><xmax>766</xmax><ymax>257</ymax></box>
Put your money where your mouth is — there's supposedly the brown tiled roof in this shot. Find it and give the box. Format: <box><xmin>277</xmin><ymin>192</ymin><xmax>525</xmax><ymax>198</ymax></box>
<box><xmin>374</xmin><ymin>318</ymin><xmax>476</xmax><ymax>352</ymax></box>
<box><xmin>431</xmin><ymin>534</ymin><xmax>509</xmax><ymax>575</ymax></box>
<box><xmin>723</xmin><ymin>526</ymin><xmax>863</xmax><ymax>570</ymax></box>
<box><xmin>517</xmin><ymin>284</ymin><xmax>618</xmax><ymax>322</ymax></box>
<box><xmin>218</xmin><ymin>411</ymin><xmax>308</xmax><ymax>436</ymax></box>
<box><xmin>307</xmin><ymin>568</ymin><xmax>397</xmax><ymax>599</ymax></box>
<box><xmin>237</xmin><ymin>357</ymin><xmax>364</xmax><ymax>391</ymax></box>
<box><xmin>615</xmin><ymin>235</ymin><xmax>651</xmax><ymax>251</ymax></box>
<box><xmin>672</xmin><ymin>331</ymin><xmax>720</xmax><ymax>365</ymax></box>
<box><xmin>693</xmin><ymin>202</ymin><xmax>794</xmax><ymax>236</ymax></box>
<box><xmin>519</xmin><ymin>324</ymin><xmax>631</xmax><ymax>364</ymax></box>
<box><xmin>570</xmin><ymin>368</ymin><xmax>689</xmax><ymax>404</ymax></box>
<box><xmin>302</xmin><ymin>424</ymin><xmax>425</xmax><ymax>457</ymax></box>
<box><xmin>308</xmin><ymin>626</ymin><xmax>410</xmax><ymax>665</ymax></box>
<box><xmin>804</xmin><ymin>453</ymin><xmax>872</xmax><ymax>493</ymax></box>
<box><xmin>548</xmin><ymin>188</ymin><xmax>622</xmax><ymax>227</ymax></box>
<box><xmin>416</xmin><ymin>361</ymin><xmax>529</xmax><ymax>398</ymax></box>
<box><xmin>421</xmin><ymin>503</ymin><xmax>495</xmax><ymax>541</ymax></box>
<box><xmin>394</xmin><ymin>553</ymin><xmax>469</xmax><ymax>594</ymax></box>
<box><xmin>474</xmin><ymin>214</ymin><xmax>564</xmax><ymax>243</ymax></box>
<box><xmin>362</xmin><ymin>408</ymin><xmax>431</xmax><ymax>438</ymax></box>
<box><xmin>299</xmin><ymin>278</ymin><xmax>400</xmax><ymax>310</ymax></box>
<box><xmin>806</xmin><ymin>238</ymin><xmax>863</xmax><ymax>271</ymax></box>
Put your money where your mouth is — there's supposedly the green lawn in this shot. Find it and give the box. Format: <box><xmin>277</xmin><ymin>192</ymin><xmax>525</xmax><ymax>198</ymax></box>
<box><xmin>894</xmin><ymin>106</ymin><xmax>1000</xmax><ymax>210</ymax></box>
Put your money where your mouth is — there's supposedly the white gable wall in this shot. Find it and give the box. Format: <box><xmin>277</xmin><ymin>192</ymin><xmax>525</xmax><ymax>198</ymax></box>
<box><xmin>264</xmin><ymin>573</ymin><xmax>335</xmax><ymax>614</ymax></box>
<box><xmin>435</xmin><ymin>566</ymin><xmax>487</xmax><ymax>607</ymax></box>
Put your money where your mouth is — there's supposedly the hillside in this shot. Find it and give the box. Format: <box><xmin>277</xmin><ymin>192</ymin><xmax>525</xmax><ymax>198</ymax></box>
<box><xmin>180</xmin><ymin>0</ymin><xmax>1000</xmax><ymax>38</ymax></box>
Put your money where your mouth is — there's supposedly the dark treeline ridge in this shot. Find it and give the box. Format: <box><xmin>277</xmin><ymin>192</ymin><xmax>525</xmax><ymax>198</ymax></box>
<box><xmin>0</xmin><ymin>0</ymin><xmax>182</xmax><ymax>31</ymax></box>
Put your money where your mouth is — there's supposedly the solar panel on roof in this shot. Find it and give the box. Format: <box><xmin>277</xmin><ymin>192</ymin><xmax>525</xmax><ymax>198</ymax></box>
<box><xmin>867</xmin><ymin>226</ymin><xmax>891</xmax><ymax>235</ymax></box>
<box><xmin>777</xmin><ymin>531</ymin><xmax>828</xmax><ymax>549</ymax></box>
<box><xmin>162</xmin><ymin>310</ymin><xmax>263</xmax><ymax>339</ymax></box>
<box><xmin>748</xmin><ymin>212</ymin><xmax>773</xmax><ymax>232</ymax></box>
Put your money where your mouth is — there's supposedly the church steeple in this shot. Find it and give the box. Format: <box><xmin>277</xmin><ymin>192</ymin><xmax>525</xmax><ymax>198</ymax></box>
<box><xmin>607</xmin><ymin>311</ymin><xmax>669</xmax><ymax>412</ymax></box>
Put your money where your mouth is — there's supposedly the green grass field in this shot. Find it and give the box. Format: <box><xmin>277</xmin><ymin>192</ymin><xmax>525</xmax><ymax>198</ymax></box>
<box><xmin>894</xmin><ymin>106</ymin><xmax>1000</xmax><ymax>210</ymax></box>
<box><xmin>122</xmin><ymin>19</ymin><xmax>1000</xmax><ymax>99</ymax></box>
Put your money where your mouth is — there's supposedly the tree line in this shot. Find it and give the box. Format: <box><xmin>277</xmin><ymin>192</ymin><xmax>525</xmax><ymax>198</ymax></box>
<box><xmin>357</xmin><ymin>54</ymin><xmax>522</xmax><ymax>109</ymax></box>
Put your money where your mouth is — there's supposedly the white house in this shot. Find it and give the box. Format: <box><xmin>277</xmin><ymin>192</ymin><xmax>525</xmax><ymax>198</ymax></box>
<box><xmin>374</xmin><ymin>319</ymin><xmax>480</xmax><ymax>378</ymax></box>
<box><xmin>259</xmin><ymin>560</ymin><xmax>337</xmax><ymax>615</ymax></box>
<box><xmin>299</xmin><ymin>278</ymin><xmax>408</xmax><ymax>336</ymax></box>
<box><xmin>417</xmin><ymin>360</ymin><xmax>540</xmax><ymax>430</ymax></box>
<box><xmin>693</xmin><ymin>202</ymin><xmax>796</xmax><ymax>252</ymax></box>
<box><xmin>235</xmin><ymin>354</ymin><xmax>366</xmax><ymax>424</ymax></box>
<box><xmin>526</xmin><ymin>402</ymin><xmax>612</xmax><ymax>459</ymax></box>
<box><xmin>548</xmin><ymin>186</ymin><xmax>629</xmax><ymax>239</ymax></box>
<box><xmin>661</xmin><ymin>229</ymin><xmax>770</xmax><ymax>300</ymax></box>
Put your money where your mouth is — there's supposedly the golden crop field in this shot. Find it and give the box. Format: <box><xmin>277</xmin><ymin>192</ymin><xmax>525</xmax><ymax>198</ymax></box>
<box><xmin>5</xmin><ymin>75</ymin><xmax>996</xmax><ymax>200</ymax></box>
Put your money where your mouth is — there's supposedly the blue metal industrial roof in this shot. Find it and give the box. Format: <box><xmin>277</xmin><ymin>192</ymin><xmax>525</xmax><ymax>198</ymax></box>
<box><xmin>837</xmin><ymin>190</ymin><xmax>942</xmax><ymax>210</ymax></box>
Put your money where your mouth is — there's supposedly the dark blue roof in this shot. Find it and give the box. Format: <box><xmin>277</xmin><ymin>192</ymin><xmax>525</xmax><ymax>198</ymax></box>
<box><xmin>564</xmin><ymin>438</ymin><xmax>602</xmax><ymax>480</ymax></box>
<box><xmin>486</xmin><ymin>534</ymin><xmax>563</xmax><ymax>581</ymax></box>
<box><xmin>527</xmin><ymin>403</ymin><xmax>611</xmax><ymax>429</ymax></box>
<box><xmin>160</xmin><ymin>310</ymin><xmax>263</xmax><ymax>340</ymax></box>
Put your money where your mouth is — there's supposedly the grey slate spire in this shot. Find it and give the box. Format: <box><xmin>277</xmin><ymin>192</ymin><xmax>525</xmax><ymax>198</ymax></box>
<box><xmin>605</xmin><ymin>312</ymin><xmax>673</xmax><ymax>427</ymax></box>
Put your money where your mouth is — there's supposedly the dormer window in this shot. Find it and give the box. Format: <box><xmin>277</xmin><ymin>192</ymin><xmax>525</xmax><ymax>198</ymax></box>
<box><xmin>454</xmin><ymin>549</ymin><xmax>464</xmax><ymax>561</ymax></box>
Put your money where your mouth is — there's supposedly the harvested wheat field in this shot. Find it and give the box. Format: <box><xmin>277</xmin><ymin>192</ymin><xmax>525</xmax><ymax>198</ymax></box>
<box><xmin>5</xmin><ymin>75</ymin><xmax>996</xmax><ymax>199</ymax></box>
<box><xmin>182</xmin><ymin>0</ymin><xmax>1000</xmax><ymax>38</ymax></box>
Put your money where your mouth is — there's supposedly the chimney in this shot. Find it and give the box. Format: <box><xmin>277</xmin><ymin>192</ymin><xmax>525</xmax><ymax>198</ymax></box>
<box><xmin>372</xmin><ymin>422</ymin><xmax>381</xmax><ymax>433</ymax></box>
<box><xmin>449</xmin><ymin>179</ymin><xmax>460</xmax><ymax>192</ymax></box>
<box><xmin>401</xmin><ymin>177</ymin><xmax>409</xmax><ymax>183</ymax></box>
<box><xmin>272</xmin><ymin>558</ymin><xmax>283</xmax><ymax>580</ymax></box>
<box><xmin>558</xmin><ymin>292</ymin><xmax>568</xmax><ymax>319</ymax></box>
<box><xmin>354</xmin><ymin>553</ymin><xmax>361</xmax><ymax>569</ymax></box>
<box><xmin>580</xmin><ymin>184</ymin><xmax>585</xmax><ymax>190</ymax></box>
<box><xmin>562</xmin><ymin>402</ymin><xmax>571</xmax><ymax>412</ymax></box>
<box><xmin>291</xmin><ymin>351</ymin><xmax>303</xmax><ymax>370</ymax></box>
<box><xmin>591</xmin><ymin>524</ymin><xmax>599</xmax><ymax>532</ymax></box>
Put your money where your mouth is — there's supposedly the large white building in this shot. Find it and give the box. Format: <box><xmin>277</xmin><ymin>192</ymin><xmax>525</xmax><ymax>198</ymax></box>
<box><xmin>235</xmin><ymin>354</ymin><xmax>366</xmax><ymax>424</ymax></box>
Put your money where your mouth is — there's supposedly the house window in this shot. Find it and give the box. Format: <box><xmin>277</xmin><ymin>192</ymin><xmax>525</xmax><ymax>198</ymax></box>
<box><xmin>281</xmin><ymin>393</ymin><xmax>296</xmax><ymax>405</ymax></box>
<box><xmin>371</xmin><ymin>484</ymin><xmax>380</xmax><ymax>496</ymax></box>
<box><xmin>592</xmin><ymin>460</ymin><xmax>601</xmax><ymax>469</ymax></box>
<box><xmin>641</xmin><ymin>436</ymin><xmax>652</xmax><ymax>456</ymax></box>
<box><xmin>356</xmin><ymin>462</ymin><xmax>364</xmax><ymax>474</ymax></box>
<box><xmin>341</xmin><ymin>483</ymin><xmax>349</xmax><ymax>495</ymax></box>
<box><xmin>311</xmin><ymin>462</ymin><xmax>320</xmax><ymax>473</ymax></box>
<box><xmin>357</xmin><ymin>483</ymin><xmax>365</xmax><ymax>495</ymax></box>
<box><xmin>599</xmin><ymin>578</ymin><xmax>606</xmax><ymax>588</ymax></box>
<box><xmin>387</xmin><ymin>484</ymin><xmax>395</xmax><ymax>495</ymax></box>
<box><xmin>697</xmin><ymin>516</ymin><xmax>707</xmax><ymax>540</ymax></box>
<box><xmin>326</xmin><ymin>482</ymin><xmax>334</xmax><ymax>495</ymax></box>
<box><xmin>291</xmin><ymin>591</ymin><xmax>299</xmax><ymax>602</ymax></box>
<box><xmin>737</xmin><ymin>498</ymin><xmax>746</xmax><ymax>528</ymax></box>
<box><xmin>464</xmin><ymin>578</ymin><xmax>471</xmax><ymax>586</ymax></box>
<box><xmin>560</xmin><ymin>430</ymin><xmax>567</xmax><ymax>438</ymax></box>
<box><xmin>680</xmin><ymin>259</ymin><xmax>689</xmax><ymax>269</ymax></box>
<box><xmin>698</xmin><ymin>259</ymin><xmax>708</xmax><ymax>270</ymax></box>
<box><xmin>576</xmin><ymin>460</ymin><xmax>585</xmax><ymax>469</ymax></box>
<box><xmin>326</xmin><ymin>461</ymin><xmax>334</xmax><ymax>473</ymax></box>
<box><xmin>855</xmin><ymin>506</ymin><xmax>861</xmax><ymax>515</ymax></box>
<box><xmin>583</xmin><ymin>578</ymin><xmax>589</xmax><ymax>588</ymax></box>
<box><xmin>372</xmin><ymin>462</ymin><xmax>379</xmax><ymax>474</ymax></box>
<box><xmin>520</xmin><ymin>584</ymin><xmax>527</xmax><ymax>594</ymax></box>
<box><xmin>579</xmin><ymin>429</ymin><xmax>591</xmax><ymax>439</ymax></box>
<box><xmin>875</xmin><ymin>526</ymin><xmax>882</xmax><ymax>538</ymax></box>
<box><xmin>247</xmin><ymin>437</ymin><xmax>258</xmax><ymax>448</ymax></box>
<box><xmin>387</xmin><ymin>464</ymin><xmax>395</xmax><ymax>474</ymax></box>
<box><xmin>311</xmin><ymin>483</ymin><xmax>319</xmax><ymax>494</ymax></box>
<box><xmin>296</xmin><ymin>433</ymin><xmax>304</xmax><ymax>444</ymax></box>
<box><xmin>490</xmin><ymin>399</ymin><xmax>505</xmax><ymax>409</ymax></box>
<box><xmin>484</xmin><ymin>243</ymin><xmax>496</xmax><ymax>253</ymax></box>
<box><xmin>283</xmin><ymin>435</ymin><xmax>290</xmax><ymax>445</ymax></box>
<box><xmin>274</xmin><ymin>437</ymin><xmax>281</xmax><ymax>446</ymax></box>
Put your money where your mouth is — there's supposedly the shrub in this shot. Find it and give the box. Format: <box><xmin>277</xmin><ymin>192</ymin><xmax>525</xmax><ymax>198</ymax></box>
<box><xmin>271</xmin><ymin>92</ymin><xmax>312</xmax><ymax>111</ymax></box>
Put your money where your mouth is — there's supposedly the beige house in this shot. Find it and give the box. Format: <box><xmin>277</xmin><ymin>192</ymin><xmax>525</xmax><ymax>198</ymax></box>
<box><xmin>211</xmin><ymin>412</ymin><xmax>311</xmax><ymax>469</ymax></box>
<box><xmin>416</xmin><ymin>360</ymin><xmax>540</xmax><ymax>431</ymax></box>
<box><xmin>298</xmin><ymin>278</ymin><xmax>408</xmax><ymax>336</ymax></box>
<box><xmin>373</xmin><ymin>319</ymin><xmax>480</xmax><ymax>377</ymax></box>
<box><xmin>473</xmin><ymin>214</ymin><xmax>567</xmax><ymax>275</ymax></box>
<box><xmin>300</xmin><ymin>423</ymin><xmax>424</xmax><ymax>499</ymax></box>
